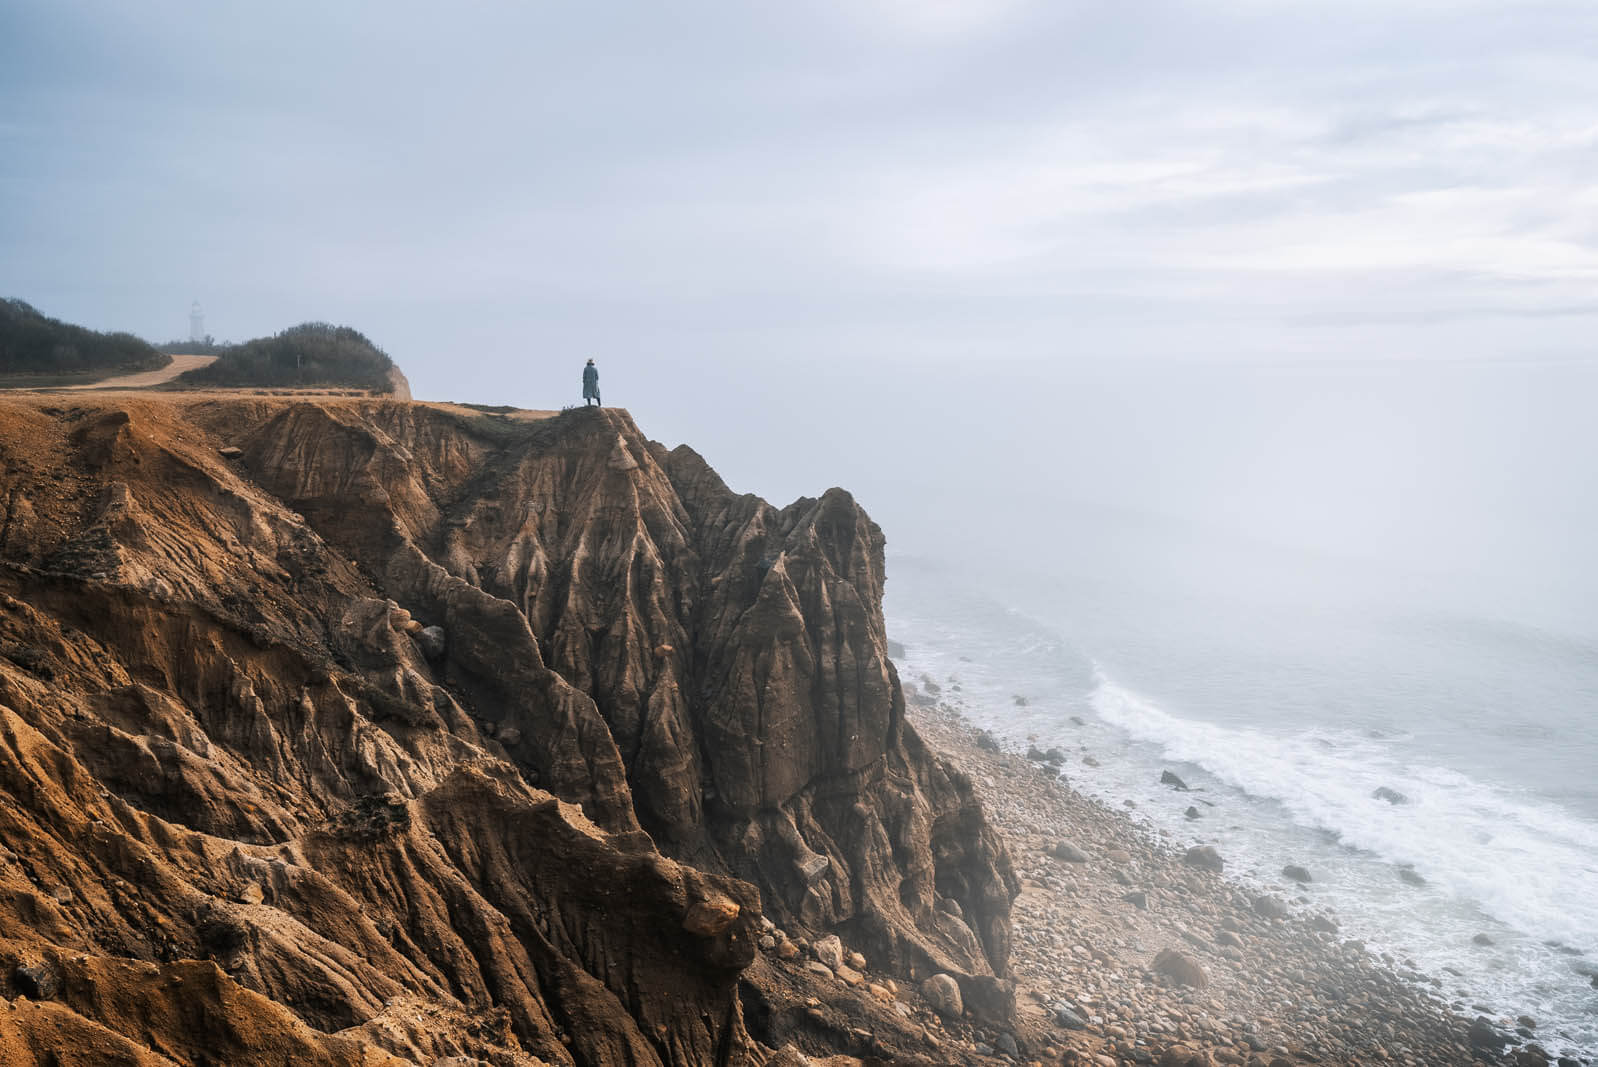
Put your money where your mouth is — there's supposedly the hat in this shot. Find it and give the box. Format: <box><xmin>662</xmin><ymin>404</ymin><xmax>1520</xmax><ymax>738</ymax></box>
<box><xmin>586</xmin><ymin>359</ymin><xmax>595</xmax><ymax>364</ymax></box>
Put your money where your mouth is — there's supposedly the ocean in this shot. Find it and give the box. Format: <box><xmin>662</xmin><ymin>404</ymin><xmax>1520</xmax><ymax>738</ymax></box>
<box><xmin>885</xmin><ymin>542</ymin><xmax>1598</xmax><ymax>1058</ymax></box>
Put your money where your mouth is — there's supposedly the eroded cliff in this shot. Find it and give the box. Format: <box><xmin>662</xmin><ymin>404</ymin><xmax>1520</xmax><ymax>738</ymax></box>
<box><xmin>0</xmin><ymin>396</ymin><xmax>1015</xmax><ymax>1066</ymax></box>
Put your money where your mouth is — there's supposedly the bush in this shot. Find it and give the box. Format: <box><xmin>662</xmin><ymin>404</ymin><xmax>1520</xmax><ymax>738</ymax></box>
<box><xmin>177</xmin><ymin>322</ymin><xmax>396</xmax><ymax>392</ymax></box>
<box><xmin>0</xmin><ymin>298</ymin><xmax>168</xmax><ymax>375</ymax></box>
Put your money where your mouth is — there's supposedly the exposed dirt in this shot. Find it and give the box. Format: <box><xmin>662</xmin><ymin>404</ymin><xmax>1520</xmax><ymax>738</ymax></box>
<box><xmin>56</xmin><ymin>354</ymin><xmax>219</xmax><ymax>390</ymax></box>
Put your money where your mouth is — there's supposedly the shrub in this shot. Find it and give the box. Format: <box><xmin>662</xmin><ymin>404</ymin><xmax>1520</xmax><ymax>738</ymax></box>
<box><xmin>177</xmin><ymin>322</ymin><xmax>395</xmax><ymax>391</ymax></box>
<box><xmin>0</xmin><ymin>298</ymin><xmax>168</xmax><ymax>375</ymax></box>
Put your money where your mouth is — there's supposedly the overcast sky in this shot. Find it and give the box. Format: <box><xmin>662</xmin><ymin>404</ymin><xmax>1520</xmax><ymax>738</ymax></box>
<box><xmin>5</xmin><ymin>1</ymin><xmax>1598</xmax><ymax>624</ymax></box>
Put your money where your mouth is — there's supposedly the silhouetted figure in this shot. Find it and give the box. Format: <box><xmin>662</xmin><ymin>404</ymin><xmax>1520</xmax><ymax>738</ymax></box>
<box><xmin>582</xmin><ymin>359</ymin><xmax>601</xmax><ymax>407</ymax></box>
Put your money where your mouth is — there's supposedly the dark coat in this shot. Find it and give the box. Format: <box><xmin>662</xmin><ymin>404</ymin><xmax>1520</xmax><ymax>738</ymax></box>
<box><xmin>582</xmin><ymin>364</ymin><xmax>599</xmax><ymax>399</ymax></box>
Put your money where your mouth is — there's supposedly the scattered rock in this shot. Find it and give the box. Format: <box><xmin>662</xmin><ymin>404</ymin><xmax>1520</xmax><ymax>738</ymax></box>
<box><xmin>1106</xmin><ymin>849</ymin><xmax>1131</xmax><ymax>864</ymax></box>
<box><xmin>217</xmin><ymin>445</ymin><xmax>244</xmax><ymax>459</ymax></box>
<box><xmin>1184</xmin><ymin>805</ymin><xmax>1201</xmax><ymax>820</ymax></box>
<box><xmin>495</xmin><ymin>725</ymin><xmax>522</xmax><ymax>747</ymax></box>
<box><xmin>995</xmin><ymin>1032</ymin><xmax>1019</xmax><ymax>1057</ymax></box>
<box><xmin>1397</xmin><ymin>866</ymin><xmax>1427</xmax><ymax>887</ymax></box>
<box><xmin>1372</xmin><ymin>786</ymin><xmax>1409</xmax><ymax>805</ymax></box>
<box><xmin>975</xmin><ymin>730</ymin><xmax>1001</xmax><ymax>752</ymax></box>
<box><xmin>1160</xmin><ymin>770</ymin><xmax>1190</xmax><ymax>791</ymax></box>
<box><xmin>920</xmin><ymin>973</ymin><xmax>963</xmax><ymax>1019</ymax></box>
<box><xmin>1183</xmin><ymin>845</ymin><xmax>1224</xmax><ymax>872</ymax></box>
<box><xmin>1151</xmin><ymin>948</ymin><xmax>1208</xmax><ymax>988</ymax></box>
<box><xmin>1281</xmin><ymin>864</ymin><xmax>1312</xmax><ymax>883</ymax></box>
<box><xmin>1472</xmin><ymin>933</ymin><xmax>1494</xmax><ymax>947</ymax></box>
<box><xmin>1122</xmin><ymin>890</ymin><xmax>1148</xmax><ymax>909</ymax></box>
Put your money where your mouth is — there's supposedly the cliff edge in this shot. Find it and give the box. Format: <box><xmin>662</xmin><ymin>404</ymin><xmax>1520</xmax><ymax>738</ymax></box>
<box><xmin>0</xmin><ymin>396</ymin><xmax>1016</xmax><ymax>1066</ymax></box>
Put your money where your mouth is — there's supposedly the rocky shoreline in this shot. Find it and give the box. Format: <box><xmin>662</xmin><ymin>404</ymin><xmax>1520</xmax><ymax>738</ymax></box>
<box><xmin>903</xmin><ymin>686</ymin><xmax>1587</xmax><ymax>1067</ymax></box>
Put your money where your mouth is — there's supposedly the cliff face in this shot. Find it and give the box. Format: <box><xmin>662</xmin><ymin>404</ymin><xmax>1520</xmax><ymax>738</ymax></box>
<box><xmin>0</xmin><ymin>396</ymin><xmax>1015</xmax><ymax>1065</ymax></box>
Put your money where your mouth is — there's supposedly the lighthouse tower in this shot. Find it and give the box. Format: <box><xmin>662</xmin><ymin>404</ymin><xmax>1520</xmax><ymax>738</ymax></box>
<box><xmin>189</xmin><ymin>301</ymin><xmax>205</xmax><ymax>343</ymax></box>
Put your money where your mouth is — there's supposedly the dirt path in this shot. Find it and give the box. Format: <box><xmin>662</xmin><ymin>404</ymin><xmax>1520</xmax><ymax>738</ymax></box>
<box><xmin>60</xmin><ymin>353</ymin><xmax>218</xmax><ymax>390</ymax></box>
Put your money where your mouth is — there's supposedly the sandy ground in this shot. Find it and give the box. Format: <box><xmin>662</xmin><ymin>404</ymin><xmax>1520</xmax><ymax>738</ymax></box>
<box><xmin>58</xmin><ymin>353</ymin><xmax>219</xmax><ymax>389</ymax></box>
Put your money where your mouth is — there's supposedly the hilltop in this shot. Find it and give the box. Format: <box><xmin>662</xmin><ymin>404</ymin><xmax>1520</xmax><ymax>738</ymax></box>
<box><xmin>171</xmin><ymin>323</ymin><xmax>406</xmax><ymax>394</ymax></box>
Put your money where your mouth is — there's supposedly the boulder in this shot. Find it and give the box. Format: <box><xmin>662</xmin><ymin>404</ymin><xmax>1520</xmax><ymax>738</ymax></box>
<box><xmin>1152</xmin><ymin>948</ymin><xmax>1208</xmax><ymax>988</ymax></box>
<box><xmin>1183</xmin><ymin>845</ymin><xmax>1224</xmax><ymax>873</ymax></box>
<box><xmin>1472</xmin><ymin>933</ymin><xmax>1494</xmax><ymax>947</ymax></box>
<box><xmin>767</xmin><ymin>1046</ymin><xmax>813</xmax><ymax>1067</ymax></box>
<box><xmin>1184</xmin><ymin>806</ymin><xmax>1201</xmax><ymax>820</ymax></box>
<box><xmin>1053</xmin><ymin>1003</ymin><xmax>1088</xmax><ymax>1029</ymax></box>
<box><xmin>13</xmin><ymin>962</ymin><xmax>58</xmax><ymax>1000</ymax></box>
<box><xmin>1397</xmin><ymin>866</ymin><xmax>1427</xmax><ymax>887</ymax></box>
<box><xmin>682</xmin><ymin>893</ymin><xmax>741</xmax><ymax>937</ymax></box>
<box><xmin>1281</xmin><ymin>864</ymin><xmax>1312</xmax><ymax>883</ymax></box>
<box><xmin>1123</xmin><ymin>890</ymin><xmax>1148</xmax><ymax>909</ymax></box>
<box><xmin>812</xmin><ymin>934</ymin><xmax>844</xmax><ymax>971</ymax></box>
<box><xmin>1372</xmin><ymin>786</ymin><xmax>1409</xmax><ymax>805</ymax></box>
<box><xmin>415</xmin><ymin>624</ymin><xmax>447</xmax><ymax>659</ymax></box>
<box><xmin>920</xmin><ymin>973</ymin><xmax>963</xmax><ymax>1019</ymax></box>
<box><xmin>1253</xmin><ymin>895</ymin><xmax>1288</xmax><ymax>919</ymax></box>
<box><xmin>1161</xmin><ymin>770</ymin><xmax>1190</xmax><ymax>791</ymax></box>
<box><xmin>1050</xmin><ymin>840</ymin><xmax>1089</xmax><ymax>863</ymax></box>
<box><xmin>1468</xmin><ymin>1016</ymin><xmax>1508</xmax><ymax>1053</ymax></box>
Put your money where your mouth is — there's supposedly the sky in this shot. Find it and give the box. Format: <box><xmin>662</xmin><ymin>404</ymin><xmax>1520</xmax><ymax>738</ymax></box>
<box><xmin>4</xmin><ymin>0</ymin><xmax>1598</xmax><ymax>630</ymax></box>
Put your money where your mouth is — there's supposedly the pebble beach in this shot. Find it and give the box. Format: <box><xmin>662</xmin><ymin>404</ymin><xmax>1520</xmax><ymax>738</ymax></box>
<box><xmin>904</xmin><ymin>685</ymin><xmax>1586</xmax><ymax>1067</ymax></box>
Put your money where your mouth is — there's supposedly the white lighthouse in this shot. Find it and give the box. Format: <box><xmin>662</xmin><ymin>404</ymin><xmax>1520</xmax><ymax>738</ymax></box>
<box><xmin>189</xmin><ymin>301</ymin><xmax>205</xmax><ymax>343</ymax></box>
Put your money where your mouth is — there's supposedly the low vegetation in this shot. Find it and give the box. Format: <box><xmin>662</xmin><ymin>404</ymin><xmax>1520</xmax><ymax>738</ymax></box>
<box><xmin>175</xmin><ymin>322</ymin><xmax>396</xmax><ymax>392</ymax></box>
<box><xmin>0</xmin><ymin>298</ymin><xmax>169</xmax><ymax>378</ymax></box>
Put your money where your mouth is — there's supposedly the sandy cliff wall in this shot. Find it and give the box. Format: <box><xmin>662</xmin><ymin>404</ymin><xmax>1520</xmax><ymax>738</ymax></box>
<box><xmin>0</xmin><ymin>397</ymin><xmax>1015</xmax><ymax>1065</ymax></box>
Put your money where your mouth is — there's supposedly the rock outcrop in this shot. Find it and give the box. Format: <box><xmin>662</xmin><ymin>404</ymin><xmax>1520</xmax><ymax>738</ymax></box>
<box><xmin>0</xmin><ymin>396</ymin><xmax>1016</xmax><ymax>1065</ymax></box>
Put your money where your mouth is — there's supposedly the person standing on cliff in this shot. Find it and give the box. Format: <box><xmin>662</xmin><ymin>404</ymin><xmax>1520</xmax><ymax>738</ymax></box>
<box><xmin>582</xmin><ymin>359</ymin><xmax>601</xmax><ymax>407</ymax></box>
